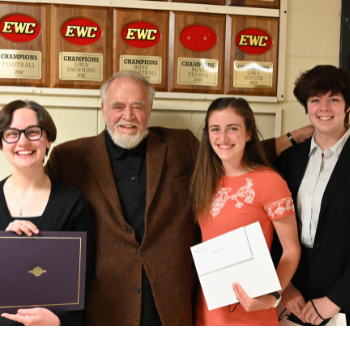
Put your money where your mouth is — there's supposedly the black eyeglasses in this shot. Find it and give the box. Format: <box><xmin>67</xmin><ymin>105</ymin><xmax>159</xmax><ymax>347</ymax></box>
<box><xmin>2</xmin><ymin>126</ymin><xmax>46</xmax><ymax>144</ymax></box>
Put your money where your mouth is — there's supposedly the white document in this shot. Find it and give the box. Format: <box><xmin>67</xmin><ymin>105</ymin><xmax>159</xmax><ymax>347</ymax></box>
<box><xmin>191</xmin><ymin>222</ymin><xmax>281</xmax><ymax>311</ymax></box>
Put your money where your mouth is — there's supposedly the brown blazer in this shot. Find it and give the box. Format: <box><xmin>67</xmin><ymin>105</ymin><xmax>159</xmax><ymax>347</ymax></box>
<box><xmin>45</xmin><ymin>127</ymin><xmax>200</xmax><ymax>326</ymax></box>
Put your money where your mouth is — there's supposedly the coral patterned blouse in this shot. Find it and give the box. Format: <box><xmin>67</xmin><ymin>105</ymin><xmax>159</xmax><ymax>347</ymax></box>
<box><xmin>195</xmin><ymin>168</ymin><xmax>295</xmax><ymax>326</ymax></box>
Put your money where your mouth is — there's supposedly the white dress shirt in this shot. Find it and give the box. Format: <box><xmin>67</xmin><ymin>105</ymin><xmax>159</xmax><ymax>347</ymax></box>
<box><xmin>297</xmin><ymin>128</ymin><xmax>350</xmax><ymax>248</ymax></box>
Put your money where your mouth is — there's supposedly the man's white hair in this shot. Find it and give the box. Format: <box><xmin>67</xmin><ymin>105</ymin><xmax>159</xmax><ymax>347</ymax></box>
<box><xmin>100</xmin><ymin>70</ymin><xmax>155</xmax><ymax>107</ymax></box>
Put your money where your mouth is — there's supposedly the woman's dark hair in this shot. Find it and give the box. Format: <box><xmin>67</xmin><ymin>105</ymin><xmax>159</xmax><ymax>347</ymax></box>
<box><xmin>294</xmin><ymin>65</ymin><xmax>350</xmax><ymax>118</ymax></box>
<box><xmin>189</xmin><ymin>97</ymin><xmax>270</xmax><ymax>221</ymax></box>
<box><xmin>0</xmin><ymin>100</ymin><xmax>57</xmax><ymax>150</ymax></box>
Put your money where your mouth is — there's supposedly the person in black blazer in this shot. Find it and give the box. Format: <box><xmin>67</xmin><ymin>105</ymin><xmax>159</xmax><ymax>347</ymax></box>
<box><xmin>276</xmin><ymin>65</ymin><xmax>350</xmax><ymax>326</ymax></box>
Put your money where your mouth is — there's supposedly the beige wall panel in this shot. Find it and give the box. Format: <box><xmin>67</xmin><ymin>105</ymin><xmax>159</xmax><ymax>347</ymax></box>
<box><xmin>255</xmin><ymin>114</ymin><xmax>275</xmax><ymax>140</ymax></box>
<box><xmin>153</xmin><ymin>99</ymin><xmax>196</xmax><ymax>111</ymax></box>
<box><xmin>149</xmin><ymin>111</ymin><xmax>192</xmax><ymax>130</ymax></box>
<box><xmin>284</xmin><ymin>56</ymin><xmax>339</xmax><ymax>102</ymax></box>
<box><xmin>98</xmin><ymin>109</ymin><xmax>105</xmax><ymax>134</ymax></box>
<box><xmin>48</xmin><ymin>108</ymin><xmax>99</xmax><ymax>143</ymax></box>
<box><xmin>0</xmin><ymin>95</ymin><xmax>100</xmax><ymax>108</ymax></box>
<box><xmin>191</xmin><ymin>112</ymin><xmax>206</xmax><ymax>139</ymax></box>
<box><xmin>286</xmin><ymin>12</ymin><xmax>340</xmax><ymax>58</ymax></box>
<box><xmin>282</xmin><ymin>102</ymin><xmax>309</xmax><ymax>135</ymax></box>
<box><xmin>190</xmin><ymin>100</ymin><xmax>211</xmax><ymax>111</ymax></box>
<box><xmin>288</xmin><ymin>0</ymin><xmax>341</xmax><ymax>14</ymax></box>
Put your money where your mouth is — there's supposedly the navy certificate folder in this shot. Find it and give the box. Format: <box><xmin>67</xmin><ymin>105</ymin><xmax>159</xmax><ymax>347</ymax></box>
<box><xmin>0</xmin><ymin>231</ymin><xmax>86</xmax><ymax>313</ymax></box>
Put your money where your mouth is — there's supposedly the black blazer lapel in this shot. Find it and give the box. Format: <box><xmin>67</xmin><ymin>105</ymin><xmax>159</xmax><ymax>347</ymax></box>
<box><xmin>319</xmin><ymin>137</ymin><xmax>350</xmax><ymax>218</ymax></box>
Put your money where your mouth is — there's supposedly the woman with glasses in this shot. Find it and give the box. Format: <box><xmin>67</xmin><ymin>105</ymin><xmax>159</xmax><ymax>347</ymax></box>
<box><xmin>0</xmin><ymin>100</ymin><xmax>92</xmax><ymax>326</ymax></box>
<box><xmin>189</xmin><ymin>97</ymin><xmax>300</xmax><ymax>326</ymax></box>
<box><xmin>275</xmin><ymin>65</ymin><xmax>350</xmax><ymax>326</ymax></box>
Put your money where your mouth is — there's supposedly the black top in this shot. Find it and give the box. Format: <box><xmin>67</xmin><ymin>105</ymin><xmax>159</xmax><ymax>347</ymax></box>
<box><xmin>105</xmin><ymin>132</ymin><xmax>161</xmax><ymax>326</ymax></box>
<box><xmin>0</xmin><ymin>176</ymin><xmax>93</xmax><ymax>326</ymax></box>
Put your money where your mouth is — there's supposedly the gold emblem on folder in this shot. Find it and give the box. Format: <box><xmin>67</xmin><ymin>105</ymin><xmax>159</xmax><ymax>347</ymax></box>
<box><xmin>29</xmin><ymin>267</ymin><xmax>46</xmax><ymax>277</ymax></box>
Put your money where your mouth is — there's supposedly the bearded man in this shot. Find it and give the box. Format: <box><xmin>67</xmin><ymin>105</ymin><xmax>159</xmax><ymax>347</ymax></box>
<box><xmin>45</xmin><ymin>70</ymin><xmax>313</xmax><ymax>326</ymax></box>
<box><xmin>45</xmin><ymin>71</ymin><xmax>199</xmax><ymax>326</ymax></box>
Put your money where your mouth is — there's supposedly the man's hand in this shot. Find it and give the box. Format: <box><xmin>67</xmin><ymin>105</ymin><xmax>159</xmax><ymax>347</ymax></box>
<box><xmin>282</xmin><ymin>282</ymin><xmax>306</xmax><ymax>322</ymax></box>
<box><xmin>275</xmin><ymin>125</ymin><xmax>315</xmax><ymax>155</ymax></box>
<box><xmin>301</xmin><ymin>297</ymin><xmax>341</xmax><ymax>325</ymax></box>
<box><xmin>6</xmin><ymin>220</ymin><xmax>39</xmax><ymax>237</ymax></box>
<box><xmin>289</xmin><ymin>125</ymin><xmax>315</xmax><ymax>144</ymax></box>
<box><xmin>232</xmin><ymin>283</ymin><xmax>275</xmax><ymax>312</ymax></box>
<box><xmin>1</xmin><ymin>308</ymin><xmax>60</xmax><ymax>326</ymax></box>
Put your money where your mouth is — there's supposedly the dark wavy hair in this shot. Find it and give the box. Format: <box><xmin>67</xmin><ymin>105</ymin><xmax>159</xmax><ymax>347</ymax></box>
<box><xmin>189</xmin><ymin>97</ymin><xmax>270</xmax><ymax>221</ymax></box>
<box><xmin>0</xmin><ymin>100</ymin><xmax>57</xmax><ymax>150</ymax></box>
<box><xmin>294</xmin><ymin>65</ymin><xmax>350</xmax><ymax>119</ymax></box>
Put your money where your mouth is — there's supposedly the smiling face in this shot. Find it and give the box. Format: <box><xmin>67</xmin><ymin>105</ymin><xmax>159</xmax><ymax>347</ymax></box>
<box><xmin>2</xmin><ymin>108</ymin><xmax>51</xmax><ymax>171</ymax></box>
<box><xmin>307</xmin><ymin>91</ymin><xmax>348</xmax><ymax>138</ymax></box>
<box><xmin>208</xmin><ymin>107</ymin><xmax>251</xmax><ymax>171</ymax></box>
<box><xmin>101</xmin><ymin>77</ymin><xmax>151</xmax><ymax>149</ymax></box>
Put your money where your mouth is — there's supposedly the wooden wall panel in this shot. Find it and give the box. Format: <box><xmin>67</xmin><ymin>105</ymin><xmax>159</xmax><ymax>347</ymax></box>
<box><xmin>114</xmin><ymin>9</ymin><xmax>169</xmax><ymax>91</ymax></box>
<box><xmin>227</xmin><ymin>0</ymin><xmax>280</xmax><ymax>9</ymax></box>
<box><xmin>171</xmin><ymin>12</ymin><xmax>226</xmax><ymax>94</ymax></box>
<box><xmin>0</xmin><ymin>2</ymin><xmax>50</xmax><ymax>87</ymax></box>
<box><xmin>50</xmin><ymin>4</ymin><xmax>113</xmax><ymax>89</ymax></box>
<box><xmin>224</xmin><ymin>15</ymin><xmax>279</xmax><ymax>96</ymax></box>
<box><xmin>171</xmin><ymin>0</ymin><xmax>226</xmax><ymax>6</ymax></box>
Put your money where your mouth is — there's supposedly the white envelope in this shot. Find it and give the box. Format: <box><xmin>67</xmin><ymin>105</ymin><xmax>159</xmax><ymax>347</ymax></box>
<box><xmin>191</xmin><ymin>221</ymin><xmax>281</xmax><ymax>311</ymax></box>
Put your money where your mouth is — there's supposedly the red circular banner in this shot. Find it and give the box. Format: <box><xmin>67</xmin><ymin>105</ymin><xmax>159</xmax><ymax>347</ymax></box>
<box><xmin>236</xmin><ymin>28</ymin><xmax>272</xmax><ymax>55</ymax></box>
<box><xmin>122</xmin><ymin>21</ymin><xmax>161</xmax><ymax>49</ymax></box>
<box><xmin>180</xmin><ymin>25</ymin><xmax>217</xmax><ymax>52</ymax></box>
<box><xmin>0</xmin><ymin>14</ymin><xmax>41</xmax><ymax>43</ymax></box>
<box><xmin>61</xmin><ymin>17</ymin><xmax>102</xmax><ymax>46</ymax></box>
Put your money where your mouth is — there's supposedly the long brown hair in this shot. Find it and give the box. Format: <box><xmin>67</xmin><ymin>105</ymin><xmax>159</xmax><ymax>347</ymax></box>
<box><xmin>189</xmin><ymin>97</ymin><xmax>270</xmax><ymax>221</ymax></box>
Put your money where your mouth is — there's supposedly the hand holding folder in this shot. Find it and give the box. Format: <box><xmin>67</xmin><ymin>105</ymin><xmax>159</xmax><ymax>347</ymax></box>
<box><xmin>190</xmin><ymin>222</ymin><xmax>281</xmax><ymax>311</ymax></box>
<box><xmin>0</xmin><ymin>231</ymin><xmax>87</xmax><ymax>314</ymax></box>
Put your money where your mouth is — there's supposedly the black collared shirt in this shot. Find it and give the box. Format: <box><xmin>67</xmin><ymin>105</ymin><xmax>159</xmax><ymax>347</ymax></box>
<box><xmin>105</xmin><ymin>132</ymin><xmax>161</xmax><ymax>326</ymax></box>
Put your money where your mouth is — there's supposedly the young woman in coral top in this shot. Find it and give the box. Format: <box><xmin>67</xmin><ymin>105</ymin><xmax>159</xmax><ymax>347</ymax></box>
<box><xmin>189</xmin><ymin>97</ymin><xmax>300</xmax><ymax>326</ymax></box>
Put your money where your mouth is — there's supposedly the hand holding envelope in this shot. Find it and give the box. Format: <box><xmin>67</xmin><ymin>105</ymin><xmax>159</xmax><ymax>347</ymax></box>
<box><xmin>190</xmin><ymin>222</ymin><xmax>281</xmax><ymax>311</ymax></box>
<box><xmin>232</xmin><ymin>282</ymin><xmax>276</xmax><ymax>312</ymax></box>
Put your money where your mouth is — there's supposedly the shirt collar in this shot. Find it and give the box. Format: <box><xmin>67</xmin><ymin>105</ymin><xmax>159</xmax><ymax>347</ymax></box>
<box><xmin>105</xmin><ymin>129</ymin><xmax>147</xmax><ymax>160</ymax></box>
<box><xmin>309</xmin><ymin>127</ymin><xmax>350</xmax><ymax>157</ymax></box>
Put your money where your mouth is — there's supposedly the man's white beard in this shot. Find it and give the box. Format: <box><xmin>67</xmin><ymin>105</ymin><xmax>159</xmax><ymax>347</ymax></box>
<box><xmin>106</xmin><ymin>123</ymin><xmax>149</xmax><ymax>149</ymax></box>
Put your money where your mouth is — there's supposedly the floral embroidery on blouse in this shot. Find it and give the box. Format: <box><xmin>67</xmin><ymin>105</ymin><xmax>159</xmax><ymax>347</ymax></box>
<box><xmin>264</xmin><ymin>198</ymin><xmax>295</xmax><ymax>219</ymax></box>
<box><xmin>210</xmin><ymin>178</ymin><xmax>255</xmax><ymax>217</ymax></box>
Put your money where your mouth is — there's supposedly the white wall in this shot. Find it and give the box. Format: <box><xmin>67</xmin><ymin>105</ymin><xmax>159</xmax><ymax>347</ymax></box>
<box><xmin>282</xmin><ymin>0</ymin><xmax>341</xmax><ymax>133</ymax></box>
